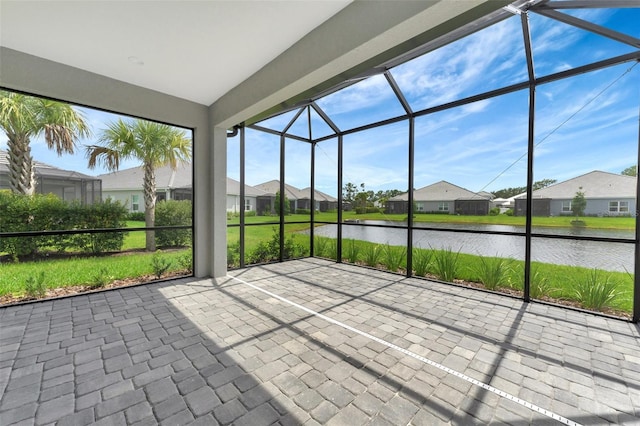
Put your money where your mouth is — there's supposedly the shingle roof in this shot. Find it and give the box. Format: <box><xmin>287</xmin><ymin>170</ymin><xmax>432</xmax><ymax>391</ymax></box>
<box><xmin>0</xmin><ymin>149</ymin><xmax>96</xmax><ymax>180</ymax></box>
<box><xmin>254</xmin><ymin>180</ymin><xmax>304</xmax><ymax>199</ymax></box>
<box><xmin>99</xmin><ymin>162</ymin><xmax>191</xmax><ymax>190</ymax></box>
<box><xmin>299</xmin><ymin>187</ymin><xmax>337</xmax><ymax>202</ymax></box>
<box><xmin>389</xmin><ymin>180</ymin><xmax>489</xmax><ymax>202</ymax></box>
<box><xmin>253</xmin><ymin>180</ymin><xmax>337</xmax><ymax>202</ymax></box>
<box><xmin>515</xmin><ymin>171</ymin><xmax>636</xmax><ymax>199</ymax></box>
<box><xmin>226</xmin><ymin>177</ymin><xmax>268</xmax><ymax>197</ymax></box>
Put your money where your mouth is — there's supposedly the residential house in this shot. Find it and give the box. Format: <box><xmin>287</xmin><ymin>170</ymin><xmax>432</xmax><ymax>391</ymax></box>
<box><xmin>99</xmin><ymin>163</ymin><xmax>192</xmax><ymax>213</ymax></box>
<box><xmin>514</xmin><ymin>170</ymin><xmax>636</xmax><ymax>217</ymax></box>
<box><xmin>254</xmin><ymin>180</ymin><xmax>337</xmax><ymax>214</ymax></box>
<box><xmin>386</xmin><ymin>181</ymin><xmax>492</xmax><ymax>215</ymax></box>
<box><xmin>226</xmin><ymin>177</ymin><xmax>268</xmax><ymax>214</ymax></box>
<box><xmin>0</xmin><ymin>149</ymin><xmax>101</xmax><ymax>204</ymax></box>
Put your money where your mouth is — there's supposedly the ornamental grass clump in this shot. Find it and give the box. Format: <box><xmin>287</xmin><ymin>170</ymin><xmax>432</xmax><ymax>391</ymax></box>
<box><xmin>362</xmin><ymin>244</ymin><xmax>382</xmax><ymax>267</ymax></box>
<box><xmin>314</xmin><ymin>237</ymin><xmax>330</xmax><ymax>258</ymax></box>
<box><xmin>432</xmin><ymin>247</ymin><xmax>460</xmax><ymax>283</ymax></box>
<box><xmin>382</xmin><ymin>244</ymin><xmax>405</xmax><ymax>272</ymax></box>
<box><xmin>24</xmin><ymin>271</ymin><xmax>46</xmax><ymax>299</ymax></box>
<box><xmin>573</xmin><ymin>269</ymin><xmax>621</xmax><ymax>311</ymax></box>
<box><xmin>89</xmin><ymin>267</ymin><xmax>112</xmax><ymax>289</ymax></box>
<box><xmin>412</xmin><ymin>248</ymin><xmax>432</xmax><ymax>277</ymax></box>
<box><xmin>345</xmin><ymin>239</ymin><xmax>360</xmax><ymax>264</ymax></box>
<box><xmin>529</xmin><ymin>267</ymin><xmax>552</xmax><ymax>299</ymax></box>
<box><xmin>475</xmin><ymin>256</ymin><xmax>513</xmax><ymax>290</ymax></box>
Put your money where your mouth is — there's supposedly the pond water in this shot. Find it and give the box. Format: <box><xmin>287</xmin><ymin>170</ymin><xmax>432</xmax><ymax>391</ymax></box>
<box><xmin>310</xmin><ymin>221</ymin><xmax>635</xmax><ymax>272</ymax></box>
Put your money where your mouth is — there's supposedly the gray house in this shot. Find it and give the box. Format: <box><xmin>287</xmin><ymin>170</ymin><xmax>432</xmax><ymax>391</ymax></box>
<box><xmin>386</xmin><ymin>181</ymin><xmax>492</xmax><ymax>215</ymax></box>
<box><xmin>226</xmin><ymin>177</ymin><xmax>268</xmax><ymax>214</ymax></box>
<box><xmin>254</xmin><ymin>180</ymin><xmax>337</xmax><ymax>214</ymax></box>
<box><xmin>514</xmin><ymin>170</ymin><xmax>636</xmax><ymax>217</ymax></box>
<box><xmin>0</xmin><ymin>149</ymin><xmax>101</xmax><ymax>204</ymax></box>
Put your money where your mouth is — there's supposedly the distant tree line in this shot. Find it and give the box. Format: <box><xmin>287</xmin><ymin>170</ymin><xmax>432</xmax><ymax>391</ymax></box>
<box><xmin>342</xmin><ymin>182</ymin><xmax>404</xmax><ymax>211</ymax></box>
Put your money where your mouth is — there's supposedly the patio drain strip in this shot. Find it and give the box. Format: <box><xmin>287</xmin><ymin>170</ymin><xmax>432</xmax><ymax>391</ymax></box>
<box><xmin>228</xmin><ymin>275</ymin><xmax>581</xmax><ymax>426</ymax></box>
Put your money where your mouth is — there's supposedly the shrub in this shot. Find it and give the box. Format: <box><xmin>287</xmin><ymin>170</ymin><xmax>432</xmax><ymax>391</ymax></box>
<box><xmin>177</xmin><ymin>252</ymin><xmax>193</xmax><ymax>273</ymax></box>
<box><xmin>475</xmin><ymin>256</ymin><xmax>513</xmax><ymax>290</ymax></box>
<box><xmin>573</xmin><ymin>269</ymin><xmax>621</xmax><ymax>311</ymax></box>
<box><xmin>155</xmin><ymin>200</ymin><xmax>192</xmax><ymax>247</ymax></box>
<box><xmin>504</xmin><ymin>209</ymin><xmax>514</xmax><ymax>216</ymax></box>
<box><xmin>489</xmin><ymin>207</ymin><xmax>500</xmax><ymax>216</ymax></box>
<box><xmin>432</xmin><ymin>247</ymin><xmax>460</xmax><ymax>282</ymax></box>
<box><xmin>128</xmin><ymin>212</ymin><xmax>145</xmax><ymax>221</ymax></box>
<box><xmin>227</xmin><ymin>241</ymin><xmax>240</xmax><ymax>268</ymax></box>
<box><xmin>382</xmin><ymin>244</ymin><xmax>405</xmax><ymax>272</ymax></box>
<box><xmin>362</xmin><ymin>244</ymin><xmax>382</xmax><ymax>267</ymax></box>
<box><xmin>0</xmin><ymin>192</ymin><xmax>127</xmax><ymax>258</ymax></box>
<box><xmin>24</xmin><ymin>271</ymin><xmax>46</xmax><ymax>299</ymax></box>
<box><xmin>248</xmin><ymin>228</ymin><xmax>306</xmax><ymax>264</ymax></box>
<box><xmin>69</xmin><ymin>200</ymin><xmax>128</xmax><ymax>254</ymax></box>
<box><xmin>412</xmin><ymin>248</ymin><xmax>432</xmax><ymax>277</ymax></box>
<box><xmin>151</xmin><ymin>251</ymin><xmax>172</xmax><ymax>279</ymax></box>
<box><xmin>296</xmin><ymin>209</ymin><xmax>311</xmax><ymax>215</ymax></box>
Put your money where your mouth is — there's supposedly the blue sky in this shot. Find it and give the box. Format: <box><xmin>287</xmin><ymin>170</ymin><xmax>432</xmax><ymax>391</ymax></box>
<box><xmin>230</xmin><ymin>7</ymin><xmax>640</xmax><ymax>198</ymax></box>
<box><xmin>2</xmin><ymin>7</ymin><xmax>638</xmax><ymax>196</ymax></box>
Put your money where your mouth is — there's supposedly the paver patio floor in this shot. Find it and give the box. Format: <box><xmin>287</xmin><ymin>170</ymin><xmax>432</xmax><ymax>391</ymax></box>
<box><xmin>1</xmin><ymin>258</ymin><xmax>639</xmax><ymax>425</ymax></box>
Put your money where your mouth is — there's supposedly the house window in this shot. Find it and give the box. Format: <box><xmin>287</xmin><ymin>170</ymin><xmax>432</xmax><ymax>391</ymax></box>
<box><xmin>561</xmin><ymin>201</ymin><xmax>572</xmax><ymax>212</ymax></box>
<box><xmin>438</xmin><ymin>202</ymin><xmax>449</xmax><ymax>211</ymax></box>
<box><xmin>132</xmin><ymin>195</ymin><xmax>139</xmax><ymax>211</ymax></box>
<box><xmin>609</xmin><ymin>201</ymin><xmax>629</xmax><ymax>213</ymax></box>
<box><xmin>245</xmin><ymin>199</ymin><xmax>251</xmax><ymax>211</ymax></box>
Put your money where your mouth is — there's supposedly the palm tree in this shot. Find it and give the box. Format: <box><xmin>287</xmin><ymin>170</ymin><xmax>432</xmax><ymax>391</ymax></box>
<box><xmin>0</xmin><ymin>91</ymin><xmax>91</xmax><ymax>195</ymax></box>
<box><xmin>85</xmin><ymin>119</ymin><xmax>191</xmax><ymax>251</ymax></box>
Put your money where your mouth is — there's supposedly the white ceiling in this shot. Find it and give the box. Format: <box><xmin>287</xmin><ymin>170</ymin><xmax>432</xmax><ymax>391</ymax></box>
<box><xmin>0</xmin><ymin>0</ymin><xmax>352</xmax><ymax>106</ymax></box>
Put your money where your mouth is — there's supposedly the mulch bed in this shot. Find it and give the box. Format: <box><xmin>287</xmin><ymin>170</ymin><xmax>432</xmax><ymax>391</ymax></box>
<box><xmin>0</xmin><ymin>270</ymin><xmax>188</xmax><ymax>307</ymax></box>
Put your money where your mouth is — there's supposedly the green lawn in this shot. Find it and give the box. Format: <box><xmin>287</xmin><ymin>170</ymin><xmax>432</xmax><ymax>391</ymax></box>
<box><xmin>227</xmin><ymin>212</ymin><xmax>635</xmax><ymax>230</ymax></box>
<box><xmin>0</xmin><ymin>249</ymin><xmax>190</xmax><ymax>296</ymax></box>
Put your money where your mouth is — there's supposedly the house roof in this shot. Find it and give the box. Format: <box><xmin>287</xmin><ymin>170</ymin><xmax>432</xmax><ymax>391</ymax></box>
<box><xmin>0</xmin><ymin>149</ymin><xmax>96</xmax><ymax>181</ymax></box>
<box><xmin>389</xmin><ymin>181</ymin><xmax>490</xmax><ymax>202</ymax></box>
<box><xmin>253</xmin><ymin>180</ymin><xmax>336</xmax><ymax>202</ymax></box>
<box><xmin>515</xmin><ymin>171</ymin><xmax>636</xmax><ymax>199</ymax></box>
<box><xmin>99</xmin><ymin>162</ymin><xmax>192</xmax><ymax>191</ymax></box>
<box><xmin>299</xmin><ymin>187</ymin><xmax>337</xmax><ymax>202</ymax></box>
<box><xmin>254</xmin><ymin>180</ymin><xmax>304</xmax><ymax>200</ymax></box>
<box><xmin>226</xmin><ymin>178</ymin><xmax>268</xmax><ymax>197</ymax></box>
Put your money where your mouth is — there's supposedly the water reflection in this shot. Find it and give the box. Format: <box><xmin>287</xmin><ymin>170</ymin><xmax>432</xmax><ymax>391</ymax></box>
<box><xmin>310</xmin><ymin>221</ymin><xmax>634</xmax><ymax>272</ymax></box>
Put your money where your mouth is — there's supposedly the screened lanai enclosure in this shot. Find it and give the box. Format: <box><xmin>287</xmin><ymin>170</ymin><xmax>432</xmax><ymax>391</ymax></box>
<box><xmin>227</xmin><ymin>1</ymin><xmax>640</xmax><ymax>322</ymax></box>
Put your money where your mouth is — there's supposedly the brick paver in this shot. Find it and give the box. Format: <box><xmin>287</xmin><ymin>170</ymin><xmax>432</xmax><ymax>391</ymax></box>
<box><xmin>1</xmin><ymin>258</ymin><xmax>639</xmax><ymax>424</ymax></box>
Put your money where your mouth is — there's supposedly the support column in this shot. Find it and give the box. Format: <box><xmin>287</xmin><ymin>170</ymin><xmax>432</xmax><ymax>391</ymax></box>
<box><xmin>193</xmin><ymin>124</ymin><xmax>212</xmax><ymax>278</ymax></box>
<box><xmin>209</xmin><ymin>126</ymin><xmax>228</xmax><ymax>278</ymax></box>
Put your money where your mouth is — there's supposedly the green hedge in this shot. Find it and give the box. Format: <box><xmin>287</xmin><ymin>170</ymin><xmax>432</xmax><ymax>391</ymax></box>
<box><xmin>0</xmin><ymin>191</ymin><xmax>127</xmax><ymax>259</ymax></box>
<box><xmin>155</xmin><ymin>200</ymin><xmax>192</xmax><ymax>247</ymax></box>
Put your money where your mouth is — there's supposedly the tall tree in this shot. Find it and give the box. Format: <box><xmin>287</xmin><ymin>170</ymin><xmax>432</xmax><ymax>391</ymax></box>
<box><xmin>274</xmin><ymin>190</ymin><xmax>290</xmax><ymax>215</ymax></box>
<box><xmin>571</xmin><ymin>188</ymin><xmax>587</xmax><ymax>217</ymax></box>
<box><xmin>621</xmin><ymin>165</ymin><xmax>637</xmax><ymax>177</ymax></box>
<box><xmin>342</xmin><ymin>182</ymin><xmax>359</xmax><ymax>203</ymax></box>
<box><xmin>86</xmin><ymin>119</ymin><xmax>191</xmax><ymax>251</ymax></box>
<box><xmin>0</xmin><ymin>91</ymin><xmax>90</xmax><ymax>195</ymax></box>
